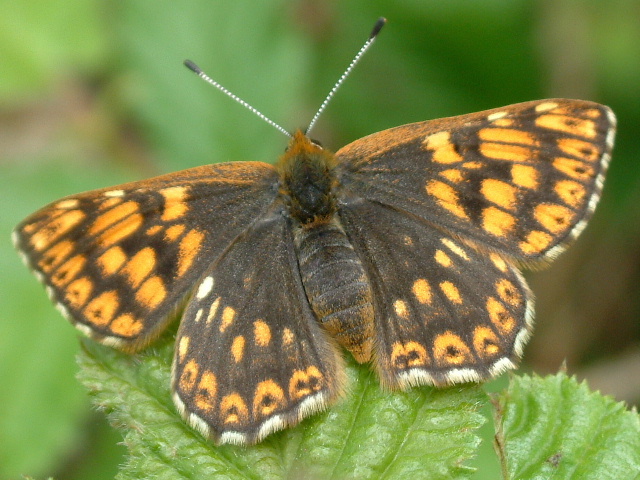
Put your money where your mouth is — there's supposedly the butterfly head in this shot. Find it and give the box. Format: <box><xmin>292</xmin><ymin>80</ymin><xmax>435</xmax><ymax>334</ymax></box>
<box><xmin>278</xmin><ymin>130</ymin><xmax>338</xmax><ymax>225</ymax></box>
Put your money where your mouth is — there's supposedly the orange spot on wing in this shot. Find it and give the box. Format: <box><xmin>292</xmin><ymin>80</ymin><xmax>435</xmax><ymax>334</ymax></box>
<box><xmin>439</xmin><ymin>169</ymin><xmax>464</xmax><ymax>183</ymax></box>
<box><xmin>557</xmin><ymin>138</ymin><xmax>600</xmax><ymax>162</ymax></box>
<box><xmin>487</xmin><ymin>297</ymin><xmax>516</xmax><ymax>334</ymax></box>
<box><xmin>165</xmin><ymin>224</ymin><xmax>185</xmax><ymax>241</ymax></box>
<box><xmin>123</xmin><ymin>247</ymin><xmax>156</xmax><ymax>288</ymax></box>
<box><xmin>135</xmin><ymin>276</ymin><xmax>166</xmax><ymax>309</ymax></box>
<box><xmin>412</xmin><ymin>278</ymin><xmax>432</xmax><ymax>304</ymax></box>
<box><xmin>51</xmin><ymin>254</ymin><xmax>86</xmax><ymax>287</ymax></box>
<box><xmin>179</xmin><ymin>359</ymin><xmax>199</xmax><ymax>391</ymax></box>
<box><xmin>473</xmin><ymin>326</ymin><xmax>501</xmax><ymax>358</ymax></box>
<box><xmin>220</xmin><ymin>393</ymin><xmax>249</xmax><ymax>425</ymax></box>
<box><xmin>253</xmin><ymin>380</ymin><xmax>285</xmax><ymax>417</ymax></box>
<box><xmin>489</xmin><ymin>253</ymin><xmax>508</xmax><ymax>273</ymax></box>
<box><xmin>195</xmin><ymin>371</ymin><xmax>218</xmax><ymax>412</ymax></box>
<box><xmin>479</xmin><ymin>127</ymin><xmax>538</xmax><ymax>146</ymax></box>
<box><xmin>481</xmin><ymin>179</ymin><xmax>517</xmax><ymax>210</ymax></box>
<box><xmin>553</xmin><ymin>157</ymin><xmax>595</xmax><ymax>180</ymax></box>
<box><xmin>145</xmin><ymin>225</ymin><xmax>162</xmax><ymax>236</ymax></box>
<box><xmin>554</xmin><ymin>180</ymin><xmax>586</xmax><ymax>208</ymax></box>
<box><xmin>38</xmin><ymin>240</ymin><xmax>74</xmax><ymax>272</ymax></box>
<box><xmin>482</xmin><ymin>207</ymin><xmax>516</xmax><ymax>237</ymax></box>
<box><xmin>65</xmin><ymin>277</ymin><xmax>93</xmax><ymax>308</ymax></box>
<box><xmin>289</xmin><ymin>366</ymin><xmax>323</xmax><ymax>400</ymax></box>
<box><xmin>231</xmin><ymin>335</ymin><xmax>245</xmax><ymax>363</ymax></box>
<box><xmin>534</xmin><ymin>203</ymin><xmax>575</xmax><ymax>234</ymax></box>
<box><xmin>433</xmin><ymin>332</ymin><xmax>472</xmax><ymax>366</ymax></box>
<box><xmin>30</xmin><ymin>210</ymin><xmax>85</xmax><ymax>252</ymax></box>
<box><xmin>480</xmin><ymin>142</ymin><xmax>534</xmax><ymax>162</ymax></box>
<box><xmin>439</xmin><ymin>281</ymin><xmax>462</xmax><ymax>304</ymax></box>
<box><xmin>435</xmin><ymin>250</ymin><xmax>453</xmax><ymax>267</ymax></box>
<box><xmin>282</xmin><ymin>328</ymin><xmax>295</xmax><ymax>346</ymax></box>
<box><xmin>178</xmin><ymin>229</ymin><xmax>204</xmax><ymax>277</ymax></box>
<box><xmin>426</xmin><ymin>180</ymin><xmax>469</xmax><ymax>219</ymax></box>
<box><xmin>519</xmin><ymin>230</ymin><xmax>553</xmax><ymax>255</ymax></box>
<box><xmin>178</xmin><ymin>336</ymin><xmax>190</xmax><ymax>362</ymax></box>
<box><xmin>96</xmin><ymin>213</ymin><xmax>143</xmax><ymax>248</ymax></box>
<box><xmin>219</xmin><ymin>306</ymin><xmax>236</xmax><ymax>332</ymax></box>
<box><xmin>536</xmin><ymin>114</ymin><xmax>597</xmax><ymax>139</ymax></box>
<box><xmin>90</xmin><ymin>201</ymin><xmax>138</xmax><ymax>236</ymax></box>
<box><xmin>495</xmin><ymin>279</ymin><xmax>522</xmax><ymax>307</ymax></box>
<box><xmin>390</xmin><ymin>341</ymin><xmax>429</xmax><ymax>368</ymax></box>
<box><xmin>83</xmin><ymin>290</ymin><xmax>119</xmax><ymax>326</ymax></box>
<box><xmin>110</xmin><ymin>314</ymin><xmax>143</xmax><ymax>337</ymax></box>
<box><xmin>97</xmin><ymin>246</ymin><xmax>127</xmax><ymax>275</ymax></box>
<box><xmin>393</xmin><ymin>299</ymin><xmax>409</xmax><ymax>319</ymax></box>
<box><xmin>511</xmin><ymin>164</ymin><xmax>539</xmax><ymax>189</ymax></box>
<box><xmin>160</xmin><ymin>186</ymin><xmax>189</xmax><ymax>221</ymax></box>
<box><xmin>423</xmin><ymin>131</ymin><xmax>463</xmax><ymax>164</ymax></box>
<box><xmin>253</xmin><ymin>320</ymin><xmax>272</xmax><ymax>347</ymax></box>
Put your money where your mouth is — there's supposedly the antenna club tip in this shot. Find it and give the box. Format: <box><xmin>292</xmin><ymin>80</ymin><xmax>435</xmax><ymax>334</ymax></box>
<box><xmin>184</xmin><ymin>59</ymin><xmax>202</xmax><ymax>74</ymax></box>
<box><xmin>370</xmin><ymin>17</ymin><xmax>387</xmax><ymax>38</ymax></box>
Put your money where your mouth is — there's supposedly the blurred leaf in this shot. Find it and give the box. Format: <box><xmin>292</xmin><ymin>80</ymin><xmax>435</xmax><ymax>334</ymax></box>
<box><xmin>494</xmin><ymin>373</ymin><xmax>640</xmax><ymax>480</ymax></box>
<box><xmin>78</xmin><ymin>337</ymin><xmax>486</xmax><ymax>480</ymax></box>
<box><xmin>0</xmin><ymin>0</ymin><xmax>106</xmax><ymax>102</ymax></box>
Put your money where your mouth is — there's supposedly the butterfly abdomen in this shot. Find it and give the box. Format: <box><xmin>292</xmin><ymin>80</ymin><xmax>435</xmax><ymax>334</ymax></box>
<box><xmin>294</xmin><ymin>219</ymin><xmax>374</xmax><ymax>363</ymax></box>
<box><xmin>278</xmin><ymin>130</ymin><xmax>374</xmax><ymax>363</ymax></box>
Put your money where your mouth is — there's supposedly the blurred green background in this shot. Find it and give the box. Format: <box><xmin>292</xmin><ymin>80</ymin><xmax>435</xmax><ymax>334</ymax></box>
<box><xmin>1</xmin><ymin>1</ymin><xmax>638</xmax><ymax>478</ymax></box>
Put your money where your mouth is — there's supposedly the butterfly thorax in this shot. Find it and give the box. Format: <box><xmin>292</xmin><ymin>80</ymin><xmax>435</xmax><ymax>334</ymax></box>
<box><xmin>278</xmin><ymin>130</ymin><xmax>375</xmax><ymax>363</ymax></box>
<box><xmin>278</xmin><ymin>130</ymin><xmax>338</xmax><ymax>224</ymax></box>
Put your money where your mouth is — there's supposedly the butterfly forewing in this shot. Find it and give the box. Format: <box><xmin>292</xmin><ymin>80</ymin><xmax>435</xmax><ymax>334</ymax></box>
<box><xmin>14</xmin><ymin>162</ymin><xmax>279</xmax><ymax>350</ymax></box>
<box><xmin>338</xmin><ymin>198</ymin><xmax>533</xmax><ymax>389</ymax></box>
<box><xmin>335</xmin><ymin>99</ymin><xmax>616</xmax><ymax>263</ymax></box>
<box><xmin>172</xmin><ymin>201</ymin><xmax>345</xmax><ymax>445</ymax></box>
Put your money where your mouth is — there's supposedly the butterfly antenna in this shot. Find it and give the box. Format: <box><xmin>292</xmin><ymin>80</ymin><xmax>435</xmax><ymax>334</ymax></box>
<box><xmin>305</xmin><ymin>17</ymin><xmax>386</xmax><ymax>136</ymax></box>
<box><xmin>184</xmin><ymin>59</ymin><xmax>292</xmax><ymax>138</ymax></box>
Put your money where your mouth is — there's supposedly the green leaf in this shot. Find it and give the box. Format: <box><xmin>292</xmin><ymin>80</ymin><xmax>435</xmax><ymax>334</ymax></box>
<box><xmin>77</xmin><ymin>336</ymin><xmax>485</xmax><ymax>479</ymax></box>
<box><xmin>493</xmin><ymin>372</ymin><xmax>640</xmax><ymax>480</ymax></box>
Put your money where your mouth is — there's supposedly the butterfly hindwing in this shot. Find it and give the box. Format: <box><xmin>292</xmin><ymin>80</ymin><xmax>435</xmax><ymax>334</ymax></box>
<box><xmin>14</xmin><ymin>162</ymin><xmax>279</xmax><ymax>350</ymax></box>
<box><xmin>335</xmin><ymin>99</ymin><xmax>616</xmax><ymax>263</ymax></box>
<box><xmin>338</xmin><ymin>198</ymin><xmax>533</xmax><ymax>388</ymax></box>
<box><xmin>172</xmin><ymin>201</ymin><xmax>345</xmax><ymax>445</ymax></box>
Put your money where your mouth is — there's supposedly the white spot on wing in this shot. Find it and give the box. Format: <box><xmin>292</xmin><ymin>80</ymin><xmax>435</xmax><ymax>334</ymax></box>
<box><xmin>172</xmin><ymin>392</ymin><xmax>186</xmax><ymax>415</ymax></box>
<box><xmin>104</xmin><ymin>190</ymin><xmax>125</xmax><ymax>197</ymax></box>
<box><xmin>256</xmin><ymin>415</ymin><xmax>286</xmax><ymax>442</ymax></box>
<box><xmin>514</xmin><ymin>327</ymin><xmax>532</xmax><ymax>357</ymax></box>
<box><xmin>102</xmin><ymin>335</ymin><xmax>126</xmax><ymax>348</ymax></box>
<box><xmin>188</xmin><ymin>412</ymin><xmax>211</xmax><ymax>438</ymax></box>
<box><xmin>297</xmin><ymin>392</ymin><xmax>328</xmax><ymax>418</ymax></box>
<box><xmin>75</xmin><ymin>323</ymin><xmax>94</xmax><ymax>338</ymax></box>
<box><xmin>196</xmin><ymin>276</ymin><xmax>214</xmax><ymax>299</ymax></box>
<box><xmin>489</xmin><ymin>357</ymin><xmax>516</xmax><ymax>377</ymax></box>
<box><xmin>397</xmin><ymin>369</ymin><xmax>435</xmax><ymax>389</ymax></box>
<box><xmin>487</xmin><ymin>111</ymin><xmax>507</xmax><ymax>121</ymax></box>
<box><xmin>444</xmin><ymin>368</ymin><xmax>480</xmax><ymax>384</ymax></box>
<box><xmin>11</xmin><ymin>229</ymin><xmax>20</xmax><ymax>248</ymax></box>
<box><xmin>56</xmin><ymin>199</ymin><xmax>80</xmax><ymax>209</ymax></box>
<box><xmin>219</xmin><ymin>430</ymin><xmax>247</xmax><ymax>446</ymax></box>
<box><xmin>535</xmin><ymin>101</ymin><xmax>558</xmax><ymax>112</ymax></box>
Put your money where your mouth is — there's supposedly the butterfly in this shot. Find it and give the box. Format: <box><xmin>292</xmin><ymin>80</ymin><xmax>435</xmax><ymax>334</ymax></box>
<box><xmin>13</xmin><ymin>20</ymin><xmax>616</xmax><ymax>445</ymax></box>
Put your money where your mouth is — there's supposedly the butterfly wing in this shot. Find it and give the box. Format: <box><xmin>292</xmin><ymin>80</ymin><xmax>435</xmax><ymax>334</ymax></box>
<box><xmin>172</xmin><ymin>201</ymin><xmax>345</xmax><ymax>445</ymax></box>
<box><xmin>339</xmin><ymin>198</ymin><xmax>532</xmax><ymax>388</ymax></box>
<box><xmin>14</xmin><ymin>162</ymin><xmax>279</xmax><ymax>350</ymax></box>
<box><xmin>335</xmin><ymin>99</ymin><xmax>616</xmax><ymax>262</ymax></box>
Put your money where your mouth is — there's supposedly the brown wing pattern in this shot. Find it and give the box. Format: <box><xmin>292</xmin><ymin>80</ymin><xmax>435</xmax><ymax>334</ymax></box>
<box><xmin>335</xmin><ymin>99</ymin><xmax>616</xmax><ymax>262</ymax></box>
<box><xmin>339</xmin><ymin>198</ymin><xmax>532</xmax><ymax>388</ymax></box>
<box><xmin>172</xmin><ymin>203</ymin><xmax>345</xmax><ymax>444</ymax></box>
<box><xmin>14</xmin><ymin>162</ymin><xmax>279</xmax><ymax>350</ymax></box>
